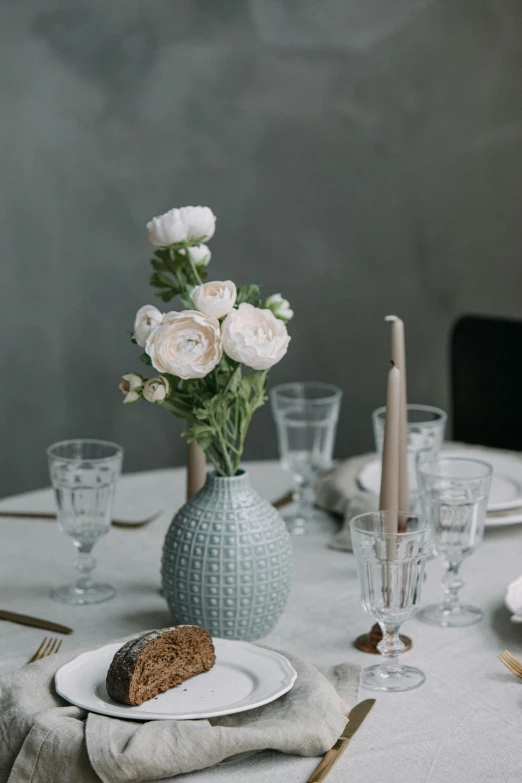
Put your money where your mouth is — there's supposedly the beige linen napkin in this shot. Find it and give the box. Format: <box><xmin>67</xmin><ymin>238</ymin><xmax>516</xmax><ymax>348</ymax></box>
<box><xmin>0</xmin><ymin>639</ymin><xmax>359</xmax><ymax>783</ymax></box>
<box><xmin>315</xmin><ymin>452</ymin><xmax>378</xmax><ymax>551</ymax></box>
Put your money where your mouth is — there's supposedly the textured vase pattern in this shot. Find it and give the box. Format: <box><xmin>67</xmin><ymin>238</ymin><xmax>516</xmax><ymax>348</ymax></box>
<box><xmin>162</xmin><ymin>471</ymin><xmax>293</xmax><ymax>640</ymax></box>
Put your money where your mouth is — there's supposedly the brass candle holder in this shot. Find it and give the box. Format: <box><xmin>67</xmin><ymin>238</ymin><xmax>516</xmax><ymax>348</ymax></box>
<box><xmin>355</xmin><ymin>623</ymin><xmax>412</xmax><ymax>654</ymax></box>
<box><xmin>354</xmin><ymin>518</ymin><xmax>413</xmax><ymax>655</ymax></box>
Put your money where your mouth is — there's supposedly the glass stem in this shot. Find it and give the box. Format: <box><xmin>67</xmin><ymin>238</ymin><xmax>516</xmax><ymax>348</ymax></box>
<box><xmin>74</xmin><ymin>543</ymin><xmax>96</xmax><ymax>591</ymax></box>
<box><xmin>377</xmin><ymin>623</ymin><xmax>404</xmax><ymax>676</ymax></box>
<box><xmin>294</xmin><ymin>484</ymin><xmax>314</xmax><ymax>523</ymax></box>
<box><xmin>442</xmin><ymin>561</ymin><xmax>463</xmax><ymax>613</ymax></box>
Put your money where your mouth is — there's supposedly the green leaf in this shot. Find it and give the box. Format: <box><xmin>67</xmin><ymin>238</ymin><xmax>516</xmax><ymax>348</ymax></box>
<box><xmin>236</xmin><ymin>284</ymin><xmax>261</xmax><ymax>307</ymax></box>
<box><xmin>155</xmin><ymin>289</ymin><xmax>176</xmax><ymax>303</ymax></box>
<box><xmin>139</xmin><ymin>352</ymin><xmax>152</xmax><ymax>366</ymax></box>
<box><xmin>150</xmin><ymin>258</ymin><xmax>167</xmax><ymax>272</ymax></box>
<box><xmin>149</xmin><ymin>272</ymin><xmax>176</xmax><ymax>290</ymax></box>
<box><xmin>223</xmin><ymin>364</ymin><xmax>242</xmax><ymax>395</ymax></box>
<box><xmin>184</xmin><ymin>424</ymin><xmax>214</xmax><ymax>451</ymax></box>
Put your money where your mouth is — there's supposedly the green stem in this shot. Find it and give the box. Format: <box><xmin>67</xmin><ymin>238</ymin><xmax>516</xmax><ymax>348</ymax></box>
<box><xmin>217</xmin><ymin>429</ymin><xmax>235</xmax><ymax>476</ymax></box>
<box><xmin>184</xmin><ymin>248</ymin><xmax>202</xmax><ymax>286</ymax></box>
<box><xmin>223</xmin><ymin>363</ymin><xmax>241</xmax><ymax>395</ymax></box>
<box><xmin>233</xmin><ymin>407</ymin><xmax>251</xmax><ymax>474</ymax></box>
<box><xmin>203</xmin><ymin>448</ymin><xmax>222</xmax><ymax>474</ymax></box>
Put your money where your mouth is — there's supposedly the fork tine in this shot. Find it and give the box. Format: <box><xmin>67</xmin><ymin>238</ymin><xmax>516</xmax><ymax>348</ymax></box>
<box><xmin>503</xmin><ymin>650</ymin><xmax>522</xmax><ymax>674</ymax></box>
<box><xmin>45</xmin><ymin>639</ymin><xmax>57</xmax><ymax>657</ymax></box>
<box><xmin>41</xmin><ymin>637</ymin><xmax>54</xmax><ymax>658</ymax></box>
<box><xmin>499</xmin><ymin>650</ymin><xmax>522</xmax><ymax>679</ymax></box>
<box><xmin>28</xmin><ymin>637</ymin><xmax>47</xmax><ymax>664</ymax></box>
<box><xmin>46</xmin><ymin>638</ymin><xmax>60</xmax><ymax>658</ymax></box>
<box><xmin>26</xmin><ymin>636</ymin><xmax>64</xmax><ymax>665</ymax></box>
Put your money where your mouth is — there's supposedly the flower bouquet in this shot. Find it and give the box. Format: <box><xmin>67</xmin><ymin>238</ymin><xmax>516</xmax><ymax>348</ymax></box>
<box><xmin>120</xmin><ymin>205</ymin><xmax>293</xmax><ymax>477</ymax></box>
<box><xmin>120</xmin><ymin>205</ymin><xmax>294</xmax><ymax>640</ymax></box>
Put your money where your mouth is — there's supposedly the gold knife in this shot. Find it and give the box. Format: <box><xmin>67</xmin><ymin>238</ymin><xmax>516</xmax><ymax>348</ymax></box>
<box><xmin>307</xmin><ymin>698</ymin><xmax>376</xmax><ymax>783</ymax></box>
<box><xmin>0</xmin><ymin>610</ymin><xmax>72</xmax><ymax>635</ymax></box>
<box><xmin>0</xmin><ymin>510</ymin><xmax>162</xmax><ymax>528</ymax></box>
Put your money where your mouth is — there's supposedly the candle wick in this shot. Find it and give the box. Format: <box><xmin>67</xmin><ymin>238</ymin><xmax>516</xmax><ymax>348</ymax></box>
<box><xmin>390</xmin><ymin>360</ymin><xmax>395</xmax><ymax>368</ymax></box>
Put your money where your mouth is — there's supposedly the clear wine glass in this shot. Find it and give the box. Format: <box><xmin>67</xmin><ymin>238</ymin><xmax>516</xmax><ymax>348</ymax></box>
<box><xmin>350</xmin><ymin>511</ymin><xmax>431</xmax><ymax>692</ymax></box>
<box><xmin>372</xmin><ymin>404</ymin><xmax>447</xmax><ymax>510</ymax></box>
<box><xmin>416</xmin><ymin>456</ymin><xmax>492</xmax><ymax>627</ymax></box>
<box><xmin>270</xmin><ymin>382</ymin><xmax>342</xmax><ymax>535</ymax></box>
<box><xmin>47</xmin><ymin>439</ymin><xmax>123</xmax><ymax>605</ymax></box>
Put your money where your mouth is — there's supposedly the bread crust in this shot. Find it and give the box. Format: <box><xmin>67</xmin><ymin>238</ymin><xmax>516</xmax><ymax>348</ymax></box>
<box><xmin>106</xmin><ymin>626</ymin><xmax>215</xmax><ymax>706</ymax></box>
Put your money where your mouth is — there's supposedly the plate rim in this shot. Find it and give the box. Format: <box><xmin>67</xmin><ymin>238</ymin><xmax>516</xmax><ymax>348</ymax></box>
<box><xmin>55</xmin><ymin>637</ymin><xmax>297</xmax><ymax>721</ymax></box>
<box><xmin>358</xmin><ymin>449</ymin><xmax>522</xmax><ymax>514</ymax></box>
<box><xmin>356</xmin><ymin>454</ymin><xmax>522</xmax><ymax>527</ymax></box>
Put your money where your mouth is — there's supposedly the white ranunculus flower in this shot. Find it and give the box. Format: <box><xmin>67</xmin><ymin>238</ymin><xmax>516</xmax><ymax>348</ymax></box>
<box><xmin>119</xmin><ymin>373</ymin><xmax>143</xmax><ymax>404</ymax></box>
<box><xmin>264</xmin><ymin>293</ymin><xmax>294</xmax><ymax>322</ymax></box>
<box><xmin>222</xmin><ymin>303</ymin><xmax>290</xmax><ymax>370</ymax></box>
<box><xmin>179</xmin><ymin>244</ymin><xmax>211</xmax><ymax>266</ymax></box>
<box><xmin>133</xmin><ymin>304</ymin><xmax>164</xmax><ymax>347</ymax></box>
<box><xmin>192</xmin><ymin>280</ymin><xmax>237</xmax><ymax>319</ymax></box>
<box><xmin>143</xmin><ymin>375</ymin><xmax>170</xmax><ymax>403</ymax></box>
<box><xmin>146</xmin><ymin>208</ymin><xmax>188</xmax><ymax>247</ymax></box>
<box><xmin>180</xmin><ymin>206</ymin><xmax>216</xmax><ymax>242</ymax></box>
<box><xmin>145</xmin><ymin>310</ymin><xmax>223</xmax><ymax>379</ymax></box>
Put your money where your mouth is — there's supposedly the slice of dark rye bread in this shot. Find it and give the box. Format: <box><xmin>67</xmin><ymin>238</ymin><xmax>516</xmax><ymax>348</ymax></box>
<box><xmin>106</xmin><ymin>626</ymin><xmax>216</xmax><ymax>706</ymax></box>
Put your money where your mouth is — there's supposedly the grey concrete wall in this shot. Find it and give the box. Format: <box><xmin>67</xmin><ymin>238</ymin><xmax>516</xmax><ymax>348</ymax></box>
<box><xmin>2</xmin><ymin>0</ymin><xmax>522</xmax><ymax>496</ymax></box>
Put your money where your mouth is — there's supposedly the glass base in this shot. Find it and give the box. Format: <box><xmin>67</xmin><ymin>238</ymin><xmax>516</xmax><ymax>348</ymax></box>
<box><xmin>51</xmin><ymin>582</ymin><xmax>116</xmax><ymax>606</ymax></box>
<box><xmin>362</xmin><ymin>663</ymin><xmax>426</xmax><ymax>692</ymax></box>
<box><xmin>283</xmin><ymin>509</ymin><xmax>338</xmax><ymax>536</ymax></box>
<box><xmin>286</xmin><ymin>515</ymin><xmax>307</xmax><ymax>535</ymax></box>
<box><xmin>418</xmin><ymin>603</ymin><xmax>482</xmax><ymax>627</ymax></box>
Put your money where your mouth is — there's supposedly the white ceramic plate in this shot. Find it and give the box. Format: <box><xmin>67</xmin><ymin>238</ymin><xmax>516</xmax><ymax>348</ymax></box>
<box><xmin>357</xmin><ymin>448</ymin><xmax>522</xmax><ymax>526</ymax></box>
<box><xmin>55</xmin><ymin>638</ymin><xmax>297</xmax><ymax>721</ymax></box>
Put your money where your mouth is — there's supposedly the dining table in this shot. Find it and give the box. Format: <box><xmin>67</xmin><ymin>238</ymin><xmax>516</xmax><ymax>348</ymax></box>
<box><xmin>1</xmin><ymin>458</ymin><xmax>522</xmax><ymax>782</ymax></box>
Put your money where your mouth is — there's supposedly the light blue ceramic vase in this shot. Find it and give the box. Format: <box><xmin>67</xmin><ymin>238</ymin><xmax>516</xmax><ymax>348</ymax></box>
<box><xmin>161</xmin><ymin>470</ymin><xmax>293</xmax><ymax>640</ymax></box>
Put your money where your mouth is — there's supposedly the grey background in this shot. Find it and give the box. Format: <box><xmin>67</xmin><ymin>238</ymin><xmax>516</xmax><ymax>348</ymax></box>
<box><xmin>2</xmin><ymin>0</ymin><xmax>522</xmax><ymax>496</ymax></box>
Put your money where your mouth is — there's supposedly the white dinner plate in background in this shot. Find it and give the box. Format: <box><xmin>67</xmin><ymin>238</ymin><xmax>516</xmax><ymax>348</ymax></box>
<box><xmin>357</xmin><ymin>447</ymin><xmax>522</xmax><ymax>525</ymax></box>
<box><xmin>55</xmin><ymin>638</ymin><xmax>297</xmax><ymax>721</ymax></box>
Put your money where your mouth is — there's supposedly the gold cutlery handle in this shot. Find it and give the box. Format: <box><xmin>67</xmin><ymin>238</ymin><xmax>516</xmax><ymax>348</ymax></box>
<box><xmin>0</xmin><ymin>511</ymin><xmax>57</xmax><ymax>519</ymax></box>
<box><xmin>0</xmin><ymin>610</ymin><xmax>72</xmax><ymax>635</ymax></box>
<box><xmin>307</xmin><ymin>740</ymin><xmax>345</xmax><ymax>783</ymax></box>
<box><xmin>272</xmin><ymin>491</ymin><xmax>294</xmax><ymax>510</ymax></box>
<box><xmin>307</xmin><ymin>740</ymin><xmax>349</xmax><ymax>783</ymax></box>
<box><xmin>307</xmin><ymin>699</ymin><xmax>375</xmax><ymax>783</ymax></box>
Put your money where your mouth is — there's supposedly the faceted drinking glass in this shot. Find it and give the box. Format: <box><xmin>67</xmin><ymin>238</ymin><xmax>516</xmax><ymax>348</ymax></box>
<box><xmin>350</xmin><ymin>511</ymin><xmax>431</xmax><ymax>692</ymax></box>
<box><xmin>372</xmin><ymin>404</ymin><xmax>447</xmax><ymax>509</ymax></box>
<box><xmin>271</xmin><ymin>382</ymin><xmax>342</xmax><ymax>535</ymax></box>
<box><xmin>416</xmin><ymin>457</ymin><xmax>492</xmax><ymax>627</ymax></box>
<box><xmin>47</xmin><ymin>439</ymin><xmax>123</xmax><ymax>605</ymax></box>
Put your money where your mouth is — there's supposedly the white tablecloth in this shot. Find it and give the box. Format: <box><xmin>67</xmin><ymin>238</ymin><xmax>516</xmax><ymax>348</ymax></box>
<box><xmin>1</xmin><ymin>460</ymin><xmax>522</xmax><ymax>782</ymax></box>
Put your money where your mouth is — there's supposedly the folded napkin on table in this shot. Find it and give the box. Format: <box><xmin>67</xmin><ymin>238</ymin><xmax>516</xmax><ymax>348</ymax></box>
<box><xmin>315</xmin><ymin>452</ymin><xmax>378</xmax><ymax>552</ymax></box>
<box><xmin>0</xmin><ymin>635</ymin><xmax>359</xmax><ymax>783</ymax></box>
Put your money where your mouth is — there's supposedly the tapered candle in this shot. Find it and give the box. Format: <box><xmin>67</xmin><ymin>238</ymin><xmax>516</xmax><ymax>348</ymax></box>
<box><xmin>379</xmin><ymin>364</ymin><xmax>401</xmax><ymax>535</ymax></box>
<box><xmin>385</xmin><ymin>315</ymin><xmax>409</xmax><ymax>513</ymax></box>
<box><xmin>186</xmin><ymin>440</ymin><xmax>206</xmax><ymax>500</ymax></box>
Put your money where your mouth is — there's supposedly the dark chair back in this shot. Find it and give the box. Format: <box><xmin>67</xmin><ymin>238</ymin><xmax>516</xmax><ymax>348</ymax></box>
<box><xmin>451</xmin><ymin>314</ymin><xmax>522</xmax><ymax>450</ymax></box>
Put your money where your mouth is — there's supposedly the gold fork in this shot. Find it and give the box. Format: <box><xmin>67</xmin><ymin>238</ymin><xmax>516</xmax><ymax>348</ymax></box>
<box><xmin>498</xmin><ymin>650</ymin><xmax>522</xmax><ymax>679</ymax></box>
<box><xmin>27</xmin><ymin>636</ymin><xmax>63</xmax><ymax>664</ymax></box>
